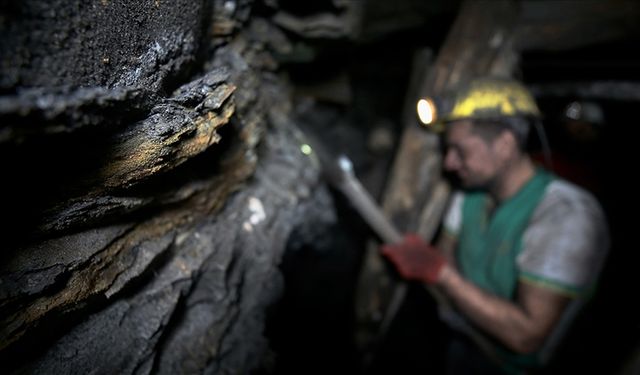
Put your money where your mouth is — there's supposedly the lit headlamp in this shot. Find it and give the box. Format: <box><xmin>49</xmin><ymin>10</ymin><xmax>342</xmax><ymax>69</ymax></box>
<box><xmin>417</xmin><ymin>98</ymin><xmax>437</xmax><ymax>126</ymax></box>
<box><xmin>416</xmin><ymin>95</ymin><xmax>449</xmax><ymax>132</ymax></box>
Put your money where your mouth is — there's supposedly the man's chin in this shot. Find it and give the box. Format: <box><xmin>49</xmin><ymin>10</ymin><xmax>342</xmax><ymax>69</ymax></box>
<box><xmin>459</xmin><ymin>177</ymin><xmax>473</xmax><ymax>188</ymax></box>
<box><xmin>452</xmin><ymin>172</ymin><xmax>487</xmax><ymax>190</ymax></box>
<box><xmin>461</xmin><ymin>179</ymin><xmax>486</xmax><ymax>190</ymax></box>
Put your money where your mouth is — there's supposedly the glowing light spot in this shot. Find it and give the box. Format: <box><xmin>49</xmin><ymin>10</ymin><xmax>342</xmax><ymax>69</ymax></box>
<box><xmin>417</xmin><ymin>98</ymin><xmax>436</xmax><ymax>125</ymax></box>
<box><xmin>300</xmin><ymin>144</ymin><xmax>312</xmax><ymax>155</ymax></box>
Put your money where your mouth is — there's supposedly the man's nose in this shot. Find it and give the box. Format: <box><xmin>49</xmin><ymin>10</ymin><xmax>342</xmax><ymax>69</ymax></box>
<box><xmin>444</xmin><ymin>150</ymin><xmax>459</xmax><ymax>171</ymax></box>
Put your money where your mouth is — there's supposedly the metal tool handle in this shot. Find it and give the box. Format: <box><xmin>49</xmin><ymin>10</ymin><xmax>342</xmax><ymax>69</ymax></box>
<box><xmin>334</xmin><ymin>156</ymin><xmax>403</xmax><ymax>244</ymax></box>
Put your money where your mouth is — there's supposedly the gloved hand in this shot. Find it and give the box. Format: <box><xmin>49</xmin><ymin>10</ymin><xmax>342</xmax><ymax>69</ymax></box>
<box><xmin>381</xmin><ymin>233</ymin><xmax>446</xmax><ymax>284</ymax></box>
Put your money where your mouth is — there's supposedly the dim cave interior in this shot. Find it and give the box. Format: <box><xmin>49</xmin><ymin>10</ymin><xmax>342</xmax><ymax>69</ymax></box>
<box><xmin>1</xmin><ymin>0</ymin><xmax>639</xmax><ymax>374</ymax></box>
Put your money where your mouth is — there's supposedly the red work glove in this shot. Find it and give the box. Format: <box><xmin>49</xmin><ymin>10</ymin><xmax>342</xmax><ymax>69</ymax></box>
<box><xmin>381</xmin><ymin>234</ymin><xmax>446</xmax><ymax>284</ymax></box>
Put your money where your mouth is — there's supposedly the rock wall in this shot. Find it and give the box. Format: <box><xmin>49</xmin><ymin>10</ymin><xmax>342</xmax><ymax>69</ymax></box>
<box><xmin>0</xmin><ymin>0</ymin><xmax>335</xmax><ymax>373</ymax></box>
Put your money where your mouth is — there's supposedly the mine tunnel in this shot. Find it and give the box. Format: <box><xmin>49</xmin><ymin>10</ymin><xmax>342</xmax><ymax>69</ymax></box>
<box><xmin>1</xmin><ymin>0</ymin><xmax>639</xmax><ymax>374</ymax></box>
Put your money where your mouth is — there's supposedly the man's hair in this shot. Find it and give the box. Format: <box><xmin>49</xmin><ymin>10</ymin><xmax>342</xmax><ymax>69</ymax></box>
<box><xmin>470</xmin><ymin>116</ymin><xmax>532</xmax><ymax>152</ymax></box>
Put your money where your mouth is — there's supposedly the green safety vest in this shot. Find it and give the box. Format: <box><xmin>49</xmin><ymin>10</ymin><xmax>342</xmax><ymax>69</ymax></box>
<box><xmin>457</xmin><ymin>168</ymin><xmax>554</xmax><ymax>372</ymax></box>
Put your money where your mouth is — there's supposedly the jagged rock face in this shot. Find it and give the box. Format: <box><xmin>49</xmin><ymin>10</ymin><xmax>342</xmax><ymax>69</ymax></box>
<box><xmin>0</xmin><ymin>0</ymin><xmax>335</xmax><ymax>373</ymax></box>
<box><xmin>0</xmin><ymin>0</ymin><xmax>205</xmax><ymax>90</ymax></box>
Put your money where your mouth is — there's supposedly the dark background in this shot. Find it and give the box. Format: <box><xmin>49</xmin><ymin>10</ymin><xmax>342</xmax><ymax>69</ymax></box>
<box><xmin>264</xmin><ymin>2</ymin><xmax>639</xmax><ymax>374</ymax></box>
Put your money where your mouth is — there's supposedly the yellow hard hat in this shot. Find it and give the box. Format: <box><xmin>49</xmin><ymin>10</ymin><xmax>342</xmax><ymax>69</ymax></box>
<box><xmin>417</xmin><ymin>77</ymin><xmax>541</xmax><ymax>131</ymax></box>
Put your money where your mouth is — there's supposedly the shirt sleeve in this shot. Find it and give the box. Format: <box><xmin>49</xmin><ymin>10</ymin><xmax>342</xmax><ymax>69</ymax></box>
<box><xmin>517</xmin><ymin>181</ymin><xmax>610</xmax><ymax>297</ymax></box>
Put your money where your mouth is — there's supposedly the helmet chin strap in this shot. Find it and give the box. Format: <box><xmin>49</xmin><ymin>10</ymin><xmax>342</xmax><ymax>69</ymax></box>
<box><xmin>532</xmin><ymin>119</ymin><xmax>554</xmax><ymax>171</ymax></box>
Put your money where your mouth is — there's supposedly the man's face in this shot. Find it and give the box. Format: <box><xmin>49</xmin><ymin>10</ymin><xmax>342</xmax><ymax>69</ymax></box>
<box><xmin>443</xmin><ymin>120</ymin><xmax>504</xmax><ymax>189</ymax></box>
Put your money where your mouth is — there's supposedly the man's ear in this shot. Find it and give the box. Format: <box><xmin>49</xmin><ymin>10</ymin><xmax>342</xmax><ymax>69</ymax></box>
<box><xmin>494</xmin><ymin>129</ymin><xmax>517</xmax><ymax>157</ymax></box>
